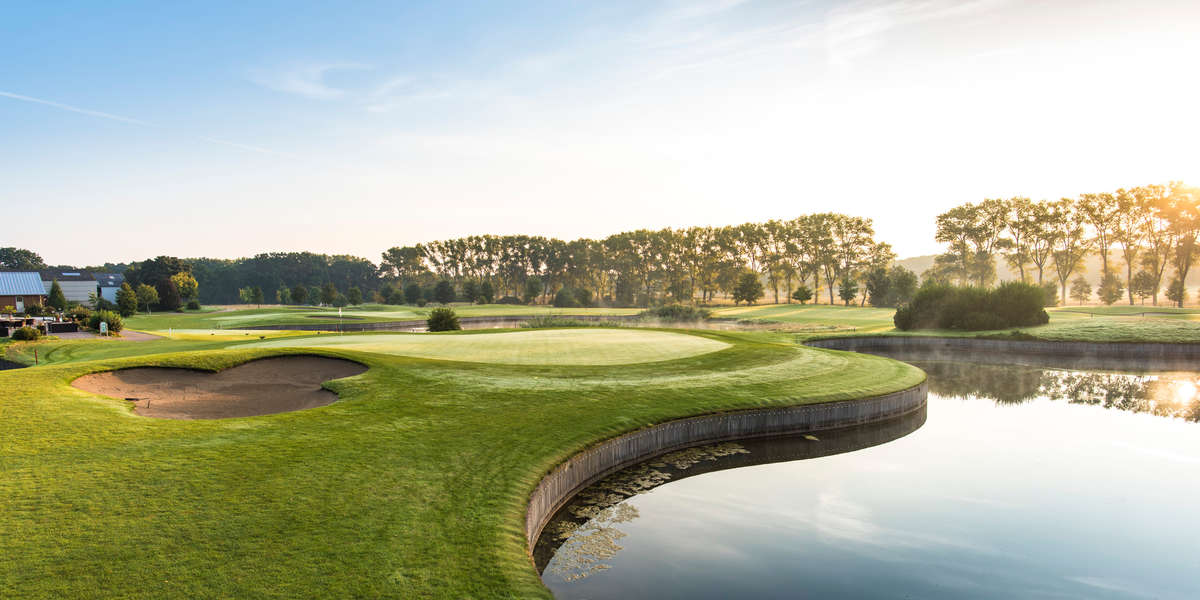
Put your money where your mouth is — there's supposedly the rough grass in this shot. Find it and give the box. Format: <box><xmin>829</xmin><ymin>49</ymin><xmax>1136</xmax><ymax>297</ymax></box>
<box><xmin>238</xmin><ymin>329</ymin><xmax>731</xmax><ymax>366</ymax></box>
<box><xmin>0</xmin><ymin>329</ymin><xmax>922</xmax><ymax>599</ymax></box>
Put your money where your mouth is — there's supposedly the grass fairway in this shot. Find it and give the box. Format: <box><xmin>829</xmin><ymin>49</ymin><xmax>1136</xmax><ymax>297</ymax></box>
<box><xmin>710</xmin><ymin>304</ymin><xmax>898</xmax><ymax>331</ymax></box>
<box><xmin>239</xmin><ymin>329</ymin><xmax>730</xmax><ymax>365</ymax></box>
<box><xmin>0</xmin><ymin>328</ymin><xmax>922</xmax><ymax>598</ymax></box>
<box><xmin>124</xmin><ymin>304</ymin><xmax>641</xmax><ymax>332</ymax></box>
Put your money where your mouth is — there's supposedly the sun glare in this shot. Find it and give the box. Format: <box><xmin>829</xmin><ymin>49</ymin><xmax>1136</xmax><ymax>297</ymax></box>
<box><xmin>1172</xmin><ymin>381</ymin><xmax>1198</xmax><ymax>406</ymax></box>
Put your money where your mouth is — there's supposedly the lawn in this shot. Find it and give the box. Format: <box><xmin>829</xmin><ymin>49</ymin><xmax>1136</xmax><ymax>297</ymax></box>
<box><xmin>239</xmin><ymin>329</ymin><xmax>730</xmax><ymax>366</ymax></box>
<box><xmin>718</xmin><ymin>303</ymin><xmax>1200</xmax><ymax>344</ymax></box>
<box><xmin>710</xmin><ymin>304</ymin><xmax>897</xmax><ymax>331</ymax></box>
<box><xmin>0</xmin><ymin>328</ymin><xmax>923</xmax><ymax>598</ymax></box>
<box><xmin>124</xmin><ymin>304</ymin><xmax>641</xmax><ymax>332</ymax></box>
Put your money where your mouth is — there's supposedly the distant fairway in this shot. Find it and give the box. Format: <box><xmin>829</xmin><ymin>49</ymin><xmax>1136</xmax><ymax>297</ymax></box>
<box><xmin>237</xmin><ymin>328</ymin><xmax>731</xmax><ymax>365</ymax></box>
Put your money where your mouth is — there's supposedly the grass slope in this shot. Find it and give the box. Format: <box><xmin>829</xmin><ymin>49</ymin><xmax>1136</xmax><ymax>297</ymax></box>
<box><xmin>0</xmin><ymin>329</ymin><xmax>921</xmax><ymax>599</ymax></box>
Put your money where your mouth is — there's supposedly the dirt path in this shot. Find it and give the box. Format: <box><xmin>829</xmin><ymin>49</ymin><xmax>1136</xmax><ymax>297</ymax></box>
<box><xmin>71</xmin><ymin>356</ymin><xmax>367</xmax><ymax>419</ymax></box>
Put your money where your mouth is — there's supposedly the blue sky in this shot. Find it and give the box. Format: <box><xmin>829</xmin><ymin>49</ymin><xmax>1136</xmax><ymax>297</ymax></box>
<box><xmin>4</xmin><ymin>1</ymin><xmax>1199</xmax><ymax>265</ymax></box>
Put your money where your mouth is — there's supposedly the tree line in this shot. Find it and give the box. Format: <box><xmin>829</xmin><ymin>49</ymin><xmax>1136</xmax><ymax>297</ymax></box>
<box><xmin>381</xmin><ymin>213</ymin><xmax>896</xmax><ymax>307</ymax></box>
<box><xmin>931</xmin><ymin>182</ymin><xmax>1199</xmax><ymax>306</ymax></box>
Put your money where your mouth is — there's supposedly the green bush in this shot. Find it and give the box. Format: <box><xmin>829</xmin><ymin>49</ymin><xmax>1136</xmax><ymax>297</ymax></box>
<box><xmin>638</xmin><ymin>304</ymin><xmax>711</xmax><ymax>322</ymax></box>
<box><xmin>88</xmin><ymin>310</ymin><xmax>124</xmax><ymax>333</ymax></box>
<box><xmin>186</xmin><ymin>300</ymin><xmax>201</xmax><ymax>310</ymax></box>
<box><xmin>495</xmin><ymin>296</ymin><xmax>523</xmax><ymax>305</ymax></box>
<box><xmin>11</xmin><ymin>326</ymin><xmax>41</xmax><ymax>341</ymax></box>
<box><xmin>893</xmin><ymin>282</ymin><xmax>1049</xmax><ymax>331</ymax></box>
<box><xmin>69</xmin><ymin>306</ymin><xmax>92</xmax><ymax>322</ymax></box>
<box><xmin>426</xmin><ymin>307</ymin><xmax>461</xmax><ymax>332</ymax></box>
<box><xmin>23</xmin><ymin>304</ymin><xmax>45</xmax><ymax>317</ymax></box>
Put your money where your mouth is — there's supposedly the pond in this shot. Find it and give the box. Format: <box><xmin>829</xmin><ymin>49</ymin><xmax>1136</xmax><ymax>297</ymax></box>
<box><xmin>535</xmin><ymin>354</ymin><xmax>1200</xmax><ymax>599</ymax></box>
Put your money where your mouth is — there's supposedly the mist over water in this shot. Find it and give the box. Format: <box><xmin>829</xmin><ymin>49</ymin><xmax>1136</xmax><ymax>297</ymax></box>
<box><xmin>537</xmin><ymin>357</ymin><xmax>1200</xmax><ymax>599</ymax></box>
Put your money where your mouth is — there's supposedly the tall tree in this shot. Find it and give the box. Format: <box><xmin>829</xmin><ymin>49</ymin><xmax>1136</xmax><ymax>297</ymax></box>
<box><xmin>1049</xmin><ymin>199</ymin><xmax>1092</xmax><ymax>304</ymax></box>
<box><xmin>1078</xmin><ymin>192</ymin><xmax>1121</xmax><ymax>276</ymax></box>
<box><xmin>1112</xmin><ymin>188</ymin><xmax>1147</xmax><ymax>304</ymax></box>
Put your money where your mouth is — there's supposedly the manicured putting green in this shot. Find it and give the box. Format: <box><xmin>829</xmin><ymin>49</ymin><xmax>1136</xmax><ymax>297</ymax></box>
<box><xmin>237</xmin><ymin>328</ymin><xmax>731</xmax><ymax>365</ymax></box>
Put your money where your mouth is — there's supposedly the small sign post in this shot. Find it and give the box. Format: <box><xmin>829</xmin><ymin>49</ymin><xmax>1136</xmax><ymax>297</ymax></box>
<box><xmin>100</xmin><ymin>321</ymin><xmax>108</xmax><ymax>336</ymax></box>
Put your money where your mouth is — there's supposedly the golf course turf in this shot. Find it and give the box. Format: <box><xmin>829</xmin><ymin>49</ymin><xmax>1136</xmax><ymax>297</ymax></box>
<box><xmin>0</xmin><ymin>327</ymin><xmax>923</xmax><ymax>598</ymax></box>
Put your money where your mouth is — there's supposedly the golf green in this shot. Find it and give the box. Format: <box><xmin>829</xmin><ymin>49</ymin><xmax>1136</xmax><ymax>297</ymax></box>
<box><xmin>237</xmin><ymin>328</ymin><xmax>731</xmax><ymax>365</ymax></box>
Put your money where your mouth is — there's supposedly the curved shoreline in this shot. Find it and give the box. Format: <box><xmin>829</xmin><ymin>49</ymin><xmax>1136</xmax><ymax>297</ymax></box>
<box><xmin>806</xmin><ymin>336</ymin><xmax>1200</xmax><ymax>370</ymax></box>
<box><xmin>524</xmin><ymin>380</ymin><xmax>928</xmax><ymax>553</ymax></box>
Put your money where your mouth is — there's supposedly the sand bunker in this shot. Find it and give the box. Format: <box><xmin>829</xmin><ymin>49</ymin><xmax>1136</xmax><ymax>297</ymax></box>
<box><xmin>71</xmin><ymin>356</ymin><xmax>367</xmax><ymax>419</ymax></box>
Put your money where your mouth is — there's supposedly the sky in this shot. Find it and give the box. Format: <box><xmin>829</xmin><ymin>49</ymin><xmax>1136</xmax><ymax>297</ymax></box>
<box><xmin>3</xmin><ymin>0</ymin><xmax>1199</xmax><ymax>266</ymax></box>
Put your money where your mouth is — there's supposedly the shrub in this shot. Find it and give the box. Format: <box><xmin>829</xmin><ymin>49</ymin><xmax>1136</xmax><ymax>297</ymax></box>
<box><xmin>1097</xmin><ymin>273</ymin><xmax>1124</xmax><ymax>306</ymax></box>
<box><xmin>732</xmin><ymin>272</ymin><xmax>764</xmax><ymax>305</ymax></box>
<box><xmin>1166</xmin><ymin>277</ymin><xmax>1188</xmax><ymax>306</ymax></box>
<box><xmin>638</xmin><ymin>304</ymin><xmax>711</xmax><ymax>322</ymax></box>
<box><xmin>496</xmin><ymin>296</ymin><xmax>523</xmax><ymax>305</ymax></box>
<box><xmin>893</xmin><ymin>282</ymin><xmax>1049</xmax><ymax>331</ymax></box>
<box><xmin>186</xmin><ymin>300</ymin><xmax>201</xmax><ymax>310</ymax></box>
<box><xmin>791</xmin><ymin>285</ymin><xmax>812</xmax><ymax>304</ymax></box>
<box><xmin>573</xmin><ymin>288</ymin><xmax>594</xmax><ymax>308</ymax></box>
<box><xmin>11</xmin><ymin>326</ymin><xmax>40</xmax><ymax>341</ymax></box>
<box><xmin>553</xmin><ymin>288</ymin><xmax>581</xmax><ymax>308</ymax></box>
<box><xmin>69</xmin><ymin>306</ymin><xmax>92</xmax><ymax>322</ymax></box>
<box><xmin>24</xmin><ymin>304</ymin><xmax>45</xmax><ymax>317</ymax></box>
<box><xmin>426</xmin><ymin>307</ymin><xmax>461</xmax><ymax>332</ymax></box>
<box><xmin>93</xmin><ymin>297</ymin><xmax>117</xmax><ymax>312</ymax></box>
<box><xmin>88</xmin><ymin>310</ymin><xmax>124</xmax><ymax>333</ymax></box>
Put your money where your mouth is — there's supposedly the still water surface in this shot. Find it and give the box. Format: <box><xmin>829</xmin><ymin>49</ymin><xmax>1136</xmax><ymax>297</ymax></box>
<box><xmin>536</xmin><ymin>357</ymin><xmax>1200</xmax><ymax>599</ymax></box>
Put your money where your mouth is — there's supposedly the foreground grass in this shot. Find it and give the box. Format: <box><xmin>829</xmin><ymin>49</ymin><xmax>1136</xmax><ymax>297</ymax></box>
<box><xmin>0</xmin><ymin>329</ymin><xmax>922</xmax><ymax>598</ymax></box>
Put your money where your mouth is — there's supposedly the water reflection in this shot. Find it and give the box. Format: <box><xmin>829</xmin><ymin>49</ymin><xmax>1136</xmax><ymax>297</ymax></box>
<box><xmin>534</xmin><ymin>407</ymin><xmax>927</xmax><ymax>578</ymax></box>
<box><xmin>537</xmin><ymin>355</ymin><xmax>1200</xmax><ymax>600</ymax></box>
<box><xmin>912</xmin><ymin>361</ymin><xmax>1200</xmax><ymax>420</ymax></box>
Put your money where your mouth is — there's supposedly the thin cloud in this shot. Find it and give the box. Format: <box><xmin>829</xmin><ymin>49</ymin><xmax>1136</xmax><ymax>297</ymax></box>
<box><xmin>2</xmin><ymin>90</ymin><xmax>284</xmax><ymax>157</ymax></box>
<box><xmin>825</xmin><ymin>0</ymin><xmax>1010</xmax><ymax>71</ymax></box>
<box><xmin>250</xmin><ymin>62</ymin><xmax>372</xmax><ymax>100</ymax></box>
<box><xmin>0</xmin><ymin>90</ymin><xmax>149</xmax><ymax>125</ymax></box>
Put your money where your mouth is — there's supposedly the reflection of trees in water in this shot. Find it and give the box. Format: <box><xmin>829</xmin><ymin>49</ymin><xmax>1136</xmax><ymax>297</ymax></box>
<box><xmin>915</xmin><ymin>362</ymin><xmax>1047</xmax><ymax>405</ymax></box>
<box><xmin>915</xmin><ymin>361</ymin><xmax>1200</xmax><ymax>420</ymax></box>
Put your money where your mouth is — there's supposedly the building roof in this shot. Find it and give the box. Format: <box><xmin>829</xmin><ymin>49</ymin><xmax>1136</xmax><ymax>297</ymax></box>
<box><xmin>39</xmin><ymin>270</ymin><xmax>96</xmax><ymax>282</ymax></box>
<box><xmin>0</xmin><ymin>272</ymin><xmax>49</xmax><ymax>296</ymax></box>
<box><xmin>95</xmin><ymin>272</ymin><xmax>125</xmax><ymax>288</ymax></box>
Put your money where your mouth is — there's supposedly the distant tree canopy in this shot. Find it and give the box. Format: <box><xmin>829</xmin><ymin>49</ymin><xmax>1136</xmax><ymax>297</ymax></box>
<box><xmin>378</xmin><ymin>213</ymin><xmax>892</xmax><ymax>307</ymax></box>
<box><xmin>0</xmin><ymin>247</ymin><xmax>47</xmax><ymax>271</ymax></box>
<box><xmin>185</xmin><ymin>252</ymin><xmax>379</xmax><ymax>305</ymax></box>
<box><xmin>932</xmin><ymin>183</ymin><xmax>1198</xmax><ymax>307</ymax></box>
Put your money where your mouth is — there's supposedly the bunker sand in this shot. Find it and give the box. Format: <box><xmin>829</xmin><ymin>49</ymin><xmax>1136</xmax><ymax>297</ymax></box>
<box><xmin>71</xmin><ymin>356</ymin><xmax>366</xmax><ymax>419</ymax></box>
